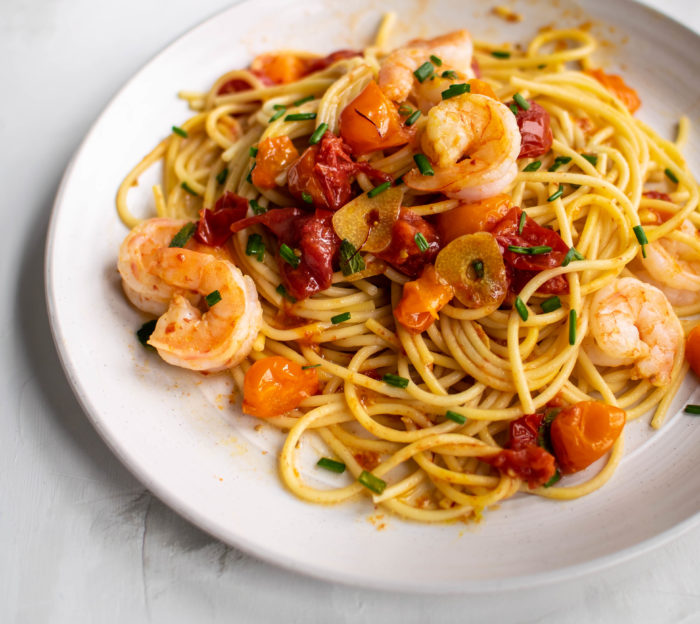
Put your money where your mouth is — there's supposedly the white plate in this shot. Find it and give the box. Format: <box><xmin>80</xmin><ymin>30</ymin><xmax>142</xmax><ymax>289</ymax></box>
<box><xmin>46</xmin><ymin>0</ymin><xmax>700</xmax><ymax>593</ymax></box>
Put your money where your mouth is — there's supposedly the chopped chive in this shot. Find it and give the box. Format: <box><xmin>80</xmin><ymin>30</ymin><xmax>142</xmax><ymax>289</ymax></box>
<box><xmin>582</xmin><ymin>153</ymin><xmax>598</xmax><ymax>166</ymax></box>
<box><xmin>249</xmin><ymin>146</ymin><xmax>258</xmax><ymax>158</ymax></box>
<box><xmin>445</xmin><ymin>410</ymin><xmax>466</xmax><ymax>425</ymax></box>
<box><xmin>441</xmin><ymin>83</ymin><xmax>470</xmax><ymax>99</ymax></box>
<box><xmin>548</xmin><ymin>156</ymin><xmax>572</xmax><ymax>172</ymax></box>
<box><xmin>429</xmin><ymin>54</ymin><xmax>443</xmax><ymax>67</ymax></box>
<box><xmin>472</xmin><ymin>259</ymin><xmax>484</xmax><ymax>278</ymax></box>
<box><xmin>518</xmin><ymin>211</ymin><xmax>527</xmax><ymax>235</ymax></box>
<box><xmin>339</xmin><ymin>239</ymin><xmax>365</xmax><ymax>276</ymax></box>
<box><xmin>537</xmin><ymin>408</ymin><xmax>560</xmax><ymax>453</ymax></box>
<box><xmin>172</xmin><ymin>125</ymin><xmax>188</xmax><ymax>138</ymax></box>
<box><xmin>368</xmin><ymin>181</ymin><xmax>391</xmax><ymax>198</ymax></box>
<box><xmin>216</xmin><ymin>168</ymin><xmax>229</xmax><ymax>184</ymax></box>
<box><xmin>309</xmin><ymin>122</ymin><xmax>328</xmax><ymax>145</ymax></box>
<box><xmin>302</xmin><ymin>364</ymin><xmax>321</xmax><ymax>370</ymax></box>
<box><xmin>268</xmin><ymin>108</ymin><xmax>286</xmax><ymax>122</ymax></box>
<box><xmin>541</xmin><ymin>296</ymin><xmax>561</xmax><ymax>313</ymax></box>
<box><xmin>169</xmin><ymin>222</ymin><xmax>196</xmax><ymax>248</ymax></box>
<box><xmin>547</xmin><ymin>185</ymin><xmax>564</xmax><ymax>202</ymax></box>
<box><xmin>331</xmin><ymin>312</ymin><xmax>351</xmax><ymax>324</ymax></box>
<box><xmin>276</xmin><ymin>284</ymin><xmax>297</xmax><ymax>302</ymax></box>
<box><xmin>537</xmin><ymin>64</ymin><xmax>547</xmax><ymax>70</ymax></box>
<box><xmin>301</xmin><ymin>191</ymin><xmax>314</xmax><ymax>204</ymax></box>
<box><xmin>250</xmin><ymin>198</ymin><xmax>266</xmax><ymax>215</ymax></box>
<box><xmin>382</xmin><ymin>373</ymin><xmax>409</xmax><ymax>389</ymax></box>
<box><xmin>414</xmin><ymin>153</ymin><xmax>434</xmax><ymax>176</ymax></box>
<box><xmin>441</xmin><ymin>70</ymin><xmax>458</xmax><ymax>80</ymax></box>
<box><xmin>180</xmin><ymin>181</ymin><xmax>198</xmax><ymax>196</ymax></box>
<box><xmin>684</xmin><ymin>404</ymin><xmax>700</xmax><ymax>415</ymax></box>
<box><xmin>405</xmin><ymin>109</ymin><xmax>422</xmax><ymax>125</ymax></box>
<box><xmin>317</xmin><ymin>457</ymin><xmax>346</xmax><ymax>473</ymax></box>
<box><xmin>414</xmin><ymin>232</ymin><xmax>430</xmax><ymax>253</ymax></box>
<box><xmin>285</xmin><ymin>112</ymin><xmax>317</xmax><ymax>122</ymax></box>
<box><xmin>561</xmin><ymin>246</ymin><xmax>585</xmax><ymax>267</ymax></box>
<box><xmin>358</xmin><ymin>470</ymin><xmax>387</xmax><ymax>494</ymax></box>
<box><xmin>543</xmin><ymin>471</ymin><xmax>562</xmax><ymax>488</ymax></box>
<box><xmin>293</xmin><ymin>94</ymin><xmax>314</xmax><ymax>106</ymax></box>
<box><xmin>509</xmin><ymin>103</ymin><xmax>519</xmax><ymax>116</ymax></box>
<box><xmin>523</xmin><ymin>160</ymin><xmax>542</xmax><ymax>172</ymax></box>
<box><xmin>245</xmin><ymin>233</ymin><xmax>265</xmax><ymax>261</ymax></box>
<box><xmin>205</xmin><ymin>290</ymin><xmax>222</xmax><ymax>307</ymax></box>
<box><xmin>513</xmin><ymin>93</ymin><xmax>530</xmax><ymax>111</ymax></box>
<box><xmin>514</xmin><ymin>296</ymin><xmax>529</xmax><ymax>321</ymax></box>
<box><xmin>272</xmin><ymin>103</ymin><xmax>287</xmax><ymax>110</ymax></box>
<box><xmin>569</xmin><ymin>309</ymin><xmax>577</xmax><ymax>345</ymax></box>
<box><xmin>136</xmin><ymin>320</ymin><xmax>157</xmax><ymax>349</ymax></box>
<box><xmin>246</xmin><ymin>163</ymin><xmax>256</xmax><ymax>184</ymax></box>
<box><xmin>507</xmin><ymin>245</ymin><xmax>553</xmax><ymax>255</ymax></box>
<box><xmin>491</xmin><ymin>50</ymin><xmax>511</xmax><ymax>59</ymax></box>
<box><xmin>398</xmin><ymin>104</ymin><xmax>413</xmax><ymax>116</ymax></box>
<box><xmin>633</xmin><ymin>225</ymin><xmax>648</xmax><ymax>258</ymax></box>
<box><xmin>664</xmin><ymin>168</ymin><xmax>679</xmax><ymax>184</ymax></box>
<box><xmin>413</xmin><ymin>61</ymin><xmax>434</xmax><ymax>82</ymax></box>
<box><xmin>279</xmin><ymin>243</ymin><xmax>300</xmax><ymax>268</ymax></box>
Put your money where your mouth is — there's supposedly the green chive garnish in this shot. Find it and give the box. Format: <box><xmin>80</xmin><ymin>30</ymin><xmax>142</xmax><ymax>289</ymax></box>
<box><xmin>309</xmin><ymin>122</ymin><xmax>328</xmax><ymax>145</ymax></box>
<box><xmin>414</xmin><ymin>153</ymin><xmax>434</xmax><ymax>176</ymax></box>
<box><xmin>136</xmin><ymin>319</ymin><xmax>157</xmax><ymax>349</ymax></box>
<box><xmin>398</xmin><ymin>104</ymin><xmax>413</xmax><ymax>116</ymax></box>
<box><xmin>276</xmin><ymin>284</ymin><xmax>297</xmax><ymax>302</ymax></box>
<box><xmin>537</xmin><ymin>64</ymin><xmax>547</xmax><ymax>70</ymax></box>
<box><xmin>246</xmin><ymin>163</ymin><xmax>256</xmax><ymax>184</ymax></box>
<box><xmin>414</xmin><ymin>232</ymin><xmax>430</xmax><ymax>252</ymax></box>
<box><xmin>441</xmin><ymin>70</ymin><xmax>458</xmax><ymax>80</ymax></box>
<box><xmin>245</xmin><ymin>233</ymin><xmax>265</xmax><ymax>261</ymax></box>
<box><xmin>507</xmin><ymin>245</ymin><xmax>553</xmax><ymax>255</ymax></box>
<box><xmin>293</xmin><ymin>94</ymin><xmax>314</xmax><ymax>106</ymax></box>
<box><xmin>273</xmin><ymin>104</ymin><xmax>287</xmax><ymax>110</ymax></box>
<box><xmin>413</xmin><ymin>61</ymin><xmax>434</xmax><ymax>83</ymax></box>
<box><xmin>279</xmin><ymin>243</ymin><xmax>300</xmax><ymax>268</ymax></box>
<box><xmin>445</xmin><ymin>410</ymin><xmax>466</xmax><ymax>424</ymax></box>
<box><xmin>543</xmin><ymin>471</ymin><xmax>562</xmax><ymax>488</ymax></box>
<box><xmin>684</xmin><ymin>404</ymin><xmax>700</xmax><ymax>415</ymax></box>
<box><xmin>518</xmin><ymin>211</ymin><xmax>527</xmax><ymax>235</ymax></box>
<box><xmin>665</xmin><ymin>168</ymin><xmax>679</xmax><ymax>184</ymax></box>
<box><xmin>249</xmin><ymin>146</ymin><xmax>258</xmax><ymax>158</ymax></box>
<box><xmin>429</xmin><ymin>54</ymin><xmax>443</xmax><ymax>66</ymax></box>
<box><xmin>547</xmin><ymin>185</ymin><xmax>564</xmax><ymax>202</ymax></box>
<box><xmin>216</xmin><ymin>168</ymin><xmax>229</xmax><ymax>184</ymax></box>
<box><xmin>301</xmin><ymin>191</ymin><xmax>314</xmax><ymax>204</ymax></box>
<box><xmin>472</xmin><ymin>259</ymin><xmax>484</xmax><ymax>279</ymax></box>
<box><xmin>514</xmin><ymin>297</ymin><xmax>529</xmax><ymax>321</ymax></box>
<box><xmin>513</xmin><ymin>93</ymin><xmax>530</xmax><ymax>110</ymax></box>
<box><xmin>368</xmin><ymin>181</ymin><xmax>391</xmax><ymax>198</ymax></box>
<box><xmin>331</xmin><ymin>312</ymin><xmax>351</xmax><ymax>324</ymax></box>
<box><xmin>205</xmin><ymin>290</ymin><xmax>222</xmax><ymax>307</ymax></box>
<box><xmin>561</xmin><ymin>247</ymin><xmax>584</xmax><ymax>267</ymax></box>
<box><xmin>169</xmin><ymin>222</ymin><xmax>196</xmax><ymax>248</ymax></box>
<box><xmin>339</xmin><ymin>239</ymin><xmax>365</xmax><ymax>276</ymax></box>
<box><xmin>302</xmin><ymin>364</ymin><xmax>321</xmax><ymax>369</ymax></box>
<box><xmin>582</xmin><ymin>153</ymin><xmax>598</xmax><ymax>166</ymax></box>
<box><xmin>569</xmin><ymin>309</ymin><xmax>577</xmax><ymax>345</ymax></box>
<box><xmin>406</xmin><ymin>110</ymin><xmax>422</xmax><ymax>125</ymax></box>
<box><xmin>250</xmin><ymin>199</ymin><xmax>266</xmax><ymax>215</ymax></box>
<box><xmin>523</xmin><ymin>160</ymin><xmax>542</xmax><ymax>172</ymax></box>
<box><xmin>509</xmin><ymin>103</ymin><xmax>519</xmax><ymax>116</ymax></box>
<box><xmin>317</xmin><ymin>457</ymin><xmax>346</xmax><ymax>473</ymax></box>
<box><xmin>541</xmin><ymin>296</ymin><xmax>561</xmax><ymax>313</ymax></box>
<box><xmin>285</xmin><ymin>112</ymin><xmax>317</xmax><ymax>122</ymax></box>
<box><xmin>491</xmin><ymin>50</ymin><xmax>511</xmax><ymax>58</ymax></box>
<box><xmin>358</xmin><ymin>470</ymin><xmax>387</xmax><ymax>494</ymax></box>
<box><xmin>382</xmin><ymin>374</ymin><xmax>409</xmax><ymax>389</ymax></box>
<box><xmin>441</xmin><ymin>83</ymin><xmax>470</xmax><ymax>99</ymax></box>
<box><xmin>172</xmin><ymin>125</ymin><xmax>188</xmax><ymax>138</ymax></box>
<box><xmin>633</xmin><ymin>225</ymin><xmax>648</xmax><ymax>258</ymax></box>
<box><xmin>548</xmin><ymin>156</ymin><xmax>572</xmax><ymax>172</ymax></box>
<box><xmin>180</xmin><ymin>181</ymin><xmax>198</xmax><ymax>196</ymax></box>
<box><xmin>269</xmin><ymin>108</ymin><xmax>286</xmax><ymax>122</ymax></box>
<box><xmin>537</xmin><ymin>408</ymin><xmax>560</xmax><ymax>453</ymax></box>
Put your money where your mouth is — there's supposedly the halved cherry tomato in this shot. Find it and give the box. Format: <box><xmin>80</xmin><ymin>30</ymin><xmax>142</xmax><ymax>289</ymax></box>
<box><xmin>242</xmin><ymin>356</ymin><xmax>319</xmax><ymax>419</ymax></box>
<box><xmin>436</xmin><ymin>194</ymin><xmax>512</xmax><ymax>244</ymax></box>
<box><xmin>550</xmin><ymin>400</ymin><xmax>625</xmax><ymax>474</ymax></box>
<box><xmin>685</xmin><ymin>325</ymin><xmax>700</xmax><ymax>378</ymax></box>
<box><xmin>251</xmin><ymin>136</ymin><xmax>299</xmax><ymax>189</ymax></box>
<box><xmin>250</xmin><ymin>53</ymin><xmax>312</xmax><ymax>85</ymax></box>
<box><xmin>587</xmin><ymin>68</ymin><xmax>641</xmax><ymax>114</ymax></box>
<box><xmin>481</xmin><ymin>445</ymin><xmax>556</xmax><ymax>489</ymax></box>
<box><xmin>339</xmin><ymin>81</ymin><xmax>413</xmax><ymax>156</ymax></box>
<box><xmin>394</xmin><ymin>265</ymin><xmax>454</xmax><ymax>333</ymax></box>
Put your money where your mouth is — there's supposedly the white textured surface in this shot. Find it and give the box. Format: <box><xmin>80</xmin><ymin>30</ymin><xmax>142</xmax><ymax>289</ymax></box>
<box><xmin>3</xmin><ymin>0</ymin><xmax>700</xmax><ymax>621</ymax></box>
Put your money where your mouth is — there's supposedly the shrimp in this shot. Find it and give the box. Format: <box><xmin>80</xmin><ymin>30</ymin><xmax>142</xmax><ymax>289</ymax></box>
<box><xmin>403</xmin><ymin>93</ymin><xmax>521</xmax><ymax>202</ymax></box>
<box><xmin>378</xmin><ymin>30</ymin><xmax>474</xmax><ymax>104</ymax></box>
<box><xmin>587</xmin><ymin>277</ymin><xmax>682</xmax><ymax>386</ymax></box>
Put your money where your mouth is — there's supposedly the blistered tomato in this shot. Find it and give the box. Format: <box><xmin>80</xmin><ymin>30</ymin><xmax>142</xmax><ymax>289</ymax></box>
<box><xmin>242</xmin><ymin>356</ymin><xmax>319</xmax><ymax>418</ymax></box>
<box><xmin>251</xmin><ymin>136</ymin><xmax>299</xmax><ymax>189</ymax></box>
<box><xmin>436</xmin><ymin>193</ymin><xmax>512</xmax><ymax>244</ymax></box>
<box><xmin>587</xmin><ymin>68</ymin><xmax>641</xmax><ymax>113</ymax></box>
<box><xmin>394</xmin><ymin>265</ymin><xmax>454</xmax><ymax>333</ymax></box>
<box><xmin>250</xmin><ymin>53</ymin><xmax>311</xmax><ymax>84</ymax></box>
<box><xmin>685</xmin><ymin>326</ymin><xmax>700</xmax><ymax>377</ymax></box>
<box><xmin>550</xmin><ymin>401</ymin><xmax>625</xmax><ymax>474</ymax></box>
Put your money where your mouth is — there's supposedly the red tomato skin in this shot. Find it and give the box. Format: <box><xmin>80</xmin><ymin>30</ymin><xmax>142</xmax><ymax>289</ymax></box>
<box><xmin>194</xmin><ymin>192</ymin><xmax>248</xmax><ymax>247</ymax></box>
<box><xmin>685</xmin><ymin>326</ymin><xmax>700</xmax><ymax>378</ymax></box>
<box><xmin>509</xmin><ymin>101</ymin><xmax>553</xmax><ymax>159</ymax></box>
<box><xmin>376</xmin><ymin>208</ymin><xmax>440</xmax><ymax>277</ymax></box>
<box><xmin>393</xmin><ymin>265</ymin><xmax>454</xmax><ymax>334</ymax></box>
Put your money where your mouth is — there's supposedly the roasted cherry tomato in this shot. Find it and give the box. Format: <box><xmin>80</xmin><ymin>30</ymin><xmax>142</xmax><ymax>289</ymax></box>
<box><xmin>588</xmin><ymin>68</ymin><xmax>641</xmax><ymax>114</ymax></box>
<box><xmin>436</xmin><ymin>193</ymin><xmax>512</xmax><ymax>244</ymax></box>
<box><xmin>685</xmin><ymin>326</ymin><xmax>700</xmax><ymax>378</ymax></box>
<box><xmin>394</xmin><ymin>265</ymin><xmax>454</xmax><ymax>333</ymax></box>
<box><xmin>550</xmin><ymin>401</ymin><xmax>625</xmax><ymax>474</ymax></box>
<box><xmin>481</xmin><ymin>445</ymin><xmax>556</xmax><ymax>489</ymax></box>
<box><xmin>242</xmin><ymin>356</ymin><xmax>319</xmax><ymax>418</ymax></box>
<box><xmin>510</xmin><ymin>100</ymin><xmax>553</xmax><ymax>159</ymax></box>
<box><xmin>339</xmin><ymin>81</ymin><xmax>413</xmax><ymax>156</ymax></box>
<box><xmin>194</xmin><ymin>192</ymin><xmax>248</xmax><ymax>247</ymax></box>
<box><xmin>250</xmin><ymin>53</ymin><xmax>312</xmax><ymax>84</ymax></box>
<box><xmin>251</xmin><ymin>136</ymin><xmax>299</xmax><ymax>189</ymax></box>
<box><xmin>376</xmin><ymin>208</ymin><xmax>440</xmax><ymax>277</ymax></box>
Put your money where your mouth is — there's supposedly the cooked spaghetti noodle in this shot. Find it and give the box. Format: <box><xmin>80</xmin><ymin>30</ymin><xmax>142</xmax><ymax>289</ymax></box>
<box><xmin>116</xmin><ymin>16</ymin><xmax>699</xmax><ymax>523</ymax></box>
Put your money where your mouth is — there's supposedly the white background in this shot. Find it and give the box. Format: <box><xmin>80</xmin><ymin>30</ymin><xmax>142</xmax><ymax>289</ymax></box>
<box><xmin>2</xmin><ymin>0</ymin><xmax>700</xmax><ymax>622</ymax></box>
